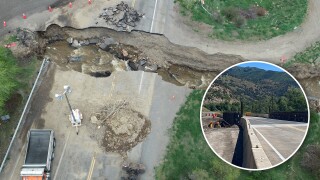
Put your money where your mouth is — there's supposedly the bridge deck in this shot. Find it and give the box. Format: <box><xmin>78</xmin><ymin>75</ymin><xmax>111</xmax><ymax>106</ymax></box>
<box><xmin>246</xmin><ymin>116</ymin><xmax>308</xmax><ymax>166</ymax></box>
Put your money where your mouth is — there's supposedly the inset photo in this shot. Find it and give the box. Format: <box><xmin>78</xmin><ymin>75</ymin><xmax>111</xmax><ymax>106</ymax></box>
<box><xmin>201</xmin><ymin>61</ymin><xmax>309</xmax><ymax>170</ymax></box>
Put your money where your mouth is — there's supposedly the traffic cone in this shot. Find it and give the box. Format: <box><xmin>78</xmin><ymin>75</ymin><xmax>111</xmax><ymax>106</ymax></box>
<box><xmin>280</xmin><ymin>55</ymin><xmax>287</xmax><ymax>65</ymax></box>
<box><xmin>88</xmin><ymin>0</ymin><xmax>92</xmax><ymax>4</ymax></box>
<box><xmin>3</xmin><ymin>21</ymin><xmax>6</xmax><ymax>27</ymax></box>
<box><xmin>22</xmin><ymin>13</ymin><xmax>27</xmax><ymax>19</ymax></box>
<box><xmin>69</xmin><ymin>2</ymin><xmax>72</xmax><ymax>8</ymax></box>
<box><xmin>49</xmin><ymin>6</ymin><xmax>53</xmax><ymax>12</ymax></box>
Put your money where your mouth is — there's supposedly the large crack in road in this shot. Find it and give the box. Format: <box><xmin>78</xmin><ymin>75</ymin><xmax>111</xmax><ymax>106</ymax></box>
<box><xmin>1</xmin><ymin>1</ymin><xmax>320</xmax><ymax>179</ymax></box>
<box><xmin>10</xmin><ymin>24</ymin><xmax>320</xmax><ymax>94</ymax></box>
<box><xmin>16</xmin><ymin>24</ymin><xmax>245</xmax><ymax>88</ymax></box>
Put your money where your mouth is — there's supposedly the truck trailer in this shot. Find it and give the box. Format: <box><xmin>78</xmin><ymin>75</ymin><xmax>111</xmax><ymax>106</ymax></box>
<box><xmin>20</xmin><ymin>129</ymin><xmax>55</xmax><ymax>180</ymax></box>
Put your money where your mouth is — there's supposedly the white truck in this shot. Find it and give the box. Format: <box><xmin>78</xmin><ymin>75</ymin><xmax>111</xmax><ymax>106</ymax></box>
<box><xmin>20</xmin><ymin>129</ymin><xmax>55</xmax><ymax>180</ymax></box>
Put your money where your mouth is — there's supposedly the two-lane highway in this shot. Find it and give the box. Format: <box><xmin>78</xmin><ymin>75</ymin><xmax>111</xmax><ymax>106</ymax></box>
<box><xmin>245</xmin><ymin>116</ymin><xmax>308</xmax><ymax>165</ymax></box>
<box><xmin>134</xmin><ymin>0</ymin><xmax>170</xmax><ymax>34</ymax></box>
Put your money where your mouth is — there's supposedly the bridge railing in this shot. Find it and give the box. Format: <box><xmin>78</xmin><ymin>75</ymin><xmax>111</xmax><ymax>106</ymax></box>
<box><xmin>222</xmin><ymin>112</ymin><xmax>241</xmax><ymax>126</ymax></box>
<box><xmin>269</xmin><ymin>111</ymin><xmax>308</xmax><ymax>122</ymax></box>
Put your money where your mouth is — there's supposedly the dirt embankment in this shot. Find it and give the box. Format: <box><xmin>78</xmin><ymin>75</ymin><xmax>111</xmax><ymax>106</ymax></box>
<box><xmin>32</xmin><ymin>25</ymin><xmax>245</xmax><ymax>88</ymax></box>
<box><xmin>10</xmin><ymin>25</ymin><xmax>320</xmax><ymax>98</ymax></box>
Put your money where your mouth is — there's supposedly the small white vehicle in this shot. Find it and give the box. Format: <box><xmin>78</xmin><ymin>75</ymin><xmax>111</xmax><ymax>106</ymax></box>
<box><xmin>68</xmin><ymin>109</ymin><xmax>83</xmax><ymax>134</ymax></box>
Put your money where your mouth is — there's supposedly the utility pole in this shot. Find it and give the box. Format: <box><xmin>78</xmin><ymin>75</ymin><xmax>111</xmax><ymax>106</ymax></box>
<box><xmin>64</xmin><ymin>92</ymin><xmax>76</xmax><ymax>122</ymax></box>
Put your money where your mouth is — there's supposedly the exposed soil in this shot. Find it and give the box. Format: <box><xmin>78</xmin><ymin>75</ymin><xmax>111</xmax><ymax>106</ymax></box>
<box><xmin>300</xmin><ymin>77</ymin><xmax>320</xmax><ymax>98</ymax></box>
<box><xmin>286</xmin><ymin>62</ymin><xmax>320</xmax><ymax>111</ymax></box>
<box><xmin>11</xmin><ymin>25</ymin><xmax>320</xmax><ymax>95</ymax></box>
<box><xmin>301</xmin><ymin>144</ymin><xmax>320</xmax><ymax>178</ymax></box>
<box><xmin>287</xmin><ymin>63</ymin><xmax>320</xmax><ymax>80</ymax></box>
<box><xmin>12</xmin><ymin>24</ymin><xmax>320</xmax><ymax>99</ymax></box>
<box><xmin>18</xmin><ymin>63</ymin><xmax>54</xmax><ymax>142</ymax></box>
<box><xmin>88</xmin><ymin>101</ymin><xmax>151</xmax><ymax>156</ymax></box>
<box><xmin>4</xmin><ymin>93</ymin><xmax>22</xmax><ymax>114</ymax></box>
<box><xmin>0</xmin><ymin>93</ymin><xmax>23</xmax><ymax>163</ymax></box>
<box><xmin>34</xmin><ymin>25</ymin><xmax>245</xmax><ymax>88</ymax></box>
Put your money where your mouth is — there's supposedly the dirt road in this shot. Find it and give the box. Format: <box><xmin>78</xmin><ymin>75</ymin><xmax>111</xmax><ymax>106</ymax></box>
<box><xmin>162</xmin><ymin>0</ymin><xmax>320</xmax><ymax>63</ymax></box>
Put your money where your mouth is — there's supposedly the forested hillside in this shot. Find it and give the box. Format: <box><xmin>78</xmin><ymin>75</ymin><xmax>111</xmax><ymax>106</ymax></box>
<box><xmin>204</xmin><ymin>67</ymin><xmax>307</xmax><ymax>113</ymax></box>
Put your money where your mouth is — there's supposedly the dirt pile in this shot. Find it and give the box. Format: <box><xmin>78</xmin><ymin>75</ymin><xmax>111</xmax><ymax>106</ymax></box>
<box><xmin>91</xmin><ymin>101</ymin><xmax>151</xmax><ymax>155</ymax></box>
<box><xmin>10</xmin><ymin>28</ymin><xmax>46</xmax><ymax>58</ymax></box>
<box><xmin>99</xmin><ymin>1</ymin><xmax>143</xmax><ymax>31</ymax></box>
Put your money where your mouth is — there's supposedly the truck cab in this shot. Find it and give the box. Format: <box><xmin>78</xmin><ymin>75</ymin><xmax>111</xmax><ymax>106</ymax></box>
<box><xmin>21</xmin><ymin>168</ymin><xmax>48</xmax><ymax>180</ymax></box>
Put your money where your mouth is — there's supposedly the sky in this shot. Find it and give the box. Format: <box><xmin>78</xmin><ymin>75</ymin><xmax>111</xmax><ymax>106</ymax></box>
<box><xmin>237</xmin><ymin>62</ymin><xmax>284</xmax><ymax>72</ymax></box>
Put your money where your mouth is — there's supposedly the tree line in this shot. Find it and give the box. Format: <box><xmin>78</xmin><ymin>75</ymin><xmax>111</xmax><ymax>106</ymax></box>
<box><xmin>204</xmin><ymin>87</ymin><xmax>307</xmax><ymax>113</ymax></box>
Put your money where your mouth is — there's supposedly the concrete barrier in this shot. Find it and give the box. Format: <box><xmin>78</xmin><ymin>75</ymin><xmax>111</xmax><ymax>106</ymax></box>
<box><xmin>240</xmin><ymin>117</ymin><xmax>272</xmax><ymax>169</ymax></box>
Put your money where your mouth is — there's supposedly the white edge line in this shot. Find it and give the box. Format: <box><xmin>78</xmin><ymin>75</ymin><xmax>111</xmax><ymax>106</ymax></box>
<box><xmin>252</xmin><ymin>124</ymin><xmax>308</xmax><ymax>128</ymax></box>
<box><xmin>138</xmin><ymin>71</ymin><xmax>144</xmax><ymax>94</ymax></box>
<box><xmin>150</xmin><ymin>0</ymin><xmax>158</xmax><ymax>32</ymax></box>
<box><xmin>252</xmin><ymin>127</ymin><xmax>285</xmax><ymax>161</ymax></box>
<box><xmin>53</xmin><ymin>131</ymin><xmax>71</xmax><ymax>180</ymax></box>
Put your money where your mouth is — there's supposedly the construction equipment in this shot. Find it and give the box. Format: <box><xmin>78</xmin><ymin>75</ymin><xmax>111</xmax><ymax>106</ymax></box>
<box><xmin>68</xmin><ymin>109</ymin><xmax>83</xmax><ymax>135</ymax></box>
<box><xmin>20</xmin><ymin>130</ymin><xmax>55</xmax><ymax>180</ymax></box>
<box><xmin>55</xmin><ymin>85</ymin><xmax>83</xmax><ymax>135</ymax></box>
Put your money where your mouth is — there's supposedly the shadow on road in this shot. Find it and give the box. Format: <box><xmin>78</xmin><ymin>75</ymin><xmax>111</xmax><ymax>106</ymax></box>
<box><xmin>50</xmin><ymin>0</ymin><xmax>76</xmax><ymax>8</ymax></box>
<box><xmin>232</xmin><ymin>125</ymin><xmax>243</xmax><ymax>166</ymax></box>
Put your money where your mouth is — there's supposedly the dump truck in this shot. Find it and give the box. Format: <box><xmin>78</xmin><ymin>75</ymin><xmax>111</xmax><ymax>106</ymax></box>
<box><xmin>20</xmin><ymin>129</ymin><xmax>55</xmax><ymax>180</ymax></box>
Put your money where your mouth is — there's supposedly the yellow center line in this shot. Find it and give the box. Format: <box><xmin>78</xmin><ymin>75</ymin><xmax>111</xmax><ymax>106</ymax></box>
<box><xmin>87</xmin><ymin>152</ymin><xmax>97</xmax><ymax>180</ymax></box>
<box><xmin>287</xmin><ymin>125</ymin><xmax>306</xmax><ymax>132</ymax></box>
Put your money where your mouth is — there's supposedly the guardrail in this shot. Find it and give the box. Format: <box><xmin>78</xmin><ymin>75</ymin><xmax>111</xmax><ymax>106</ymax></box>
<box><xmin>0</xmin><ymin>58</ymin><xmax>50</xmax><ymax>173</ymax></box>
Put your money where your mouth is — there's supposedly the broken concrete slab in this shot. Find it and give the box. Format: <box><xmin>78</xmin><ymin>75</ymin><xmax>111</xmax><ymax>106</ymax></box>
<box><xmin>89</xmin><ymin>38</ymin><xmax>101</xmax><ymax>44</ymax></box>
<box><xmin>128</xmin><ymin>61</ymin><xmax>138</xmax><ymax>71</ymax></box>
<box><xmin>67</xmin><ymin>37</ymin><xmax>73</xmax><ymax>44</ymax></box>
<box><xmin>145</xmin><ymin>64</ymin><xmax>158</xmax><ymax>72</ymax></box>
<box><xmin>99</xmin><ymin>1</ymin><xmax>143</xmax><ymax>31</ymax></box>
<box><xmin>98</xmin><ymin>37</ymin><xmax>117</xmax><ymax>49</ymax></box>
<box><xmin>71</xmin><ymin>39</ymin><xmax>81</xmax><ymax>48</ymax></box>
